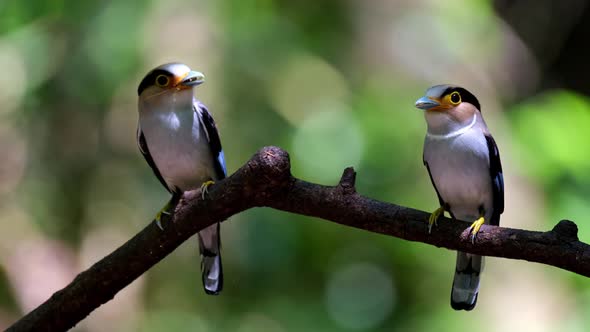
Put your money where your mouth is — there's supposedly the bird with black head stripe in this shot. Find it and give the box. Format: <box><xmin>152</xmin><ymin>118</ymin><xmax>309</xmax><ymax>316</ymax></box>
<box><xmin>415</xmin><ymin>85</ymin><xmax>504</xmax><ymax>310</ymax></box>
<box><xmin>137</xmin><ymin>62</ymin><xmax>226</xmax><ymax>295</ymax></box>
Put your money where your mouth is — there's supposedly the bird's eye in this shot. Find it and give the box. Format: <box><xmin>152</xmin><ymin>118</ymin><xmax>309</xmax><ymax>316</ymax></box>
<box><xmin>449</xmin><ymin>92</ymin><xmax>461</xmax><ymax>105</ymax></box>
<box><xmin>156</xmin><ymin>75</ymin><xmax>170</xmax><ymax>87</ymax></box>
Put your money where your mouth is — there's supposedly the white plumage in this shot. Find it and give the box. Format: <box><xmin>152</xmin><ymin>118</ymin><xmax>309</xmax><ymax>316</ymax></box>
<box><xmin>423</xmin><ymin>113</ymin><xmax>493</xmax><ymax>223</ymax></box>
<box><xmin>417</xmin><ymin>85</ymin><xmax>504</xmax><ymax>311</ymax></box>
<box><xmin>139</xmin><ymin>90</ymin><xmax>215</xmax><ymax>192</ymax></box>
<box><xmin>137</xmin><ymin>63</ymin><xmax>225</xmax><ymax>295</ymax></box>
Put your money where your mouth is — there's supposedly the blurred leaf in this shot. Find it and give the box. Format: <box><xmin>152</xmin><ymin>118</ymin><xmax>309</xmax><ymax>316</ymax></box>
<box><xmin>510</xmin><ymin>90</ymin><xmax>590</xmax><ymax>184</ymax></box>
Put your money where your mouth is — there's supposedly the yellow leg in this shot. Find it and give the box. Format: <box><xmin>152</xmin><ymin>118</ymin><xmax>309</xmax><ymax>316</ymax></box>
<box><xmin>469</xmin><ymin>216</ymin><xmax>485</xmax><ymax>244</ymax></box>
<box><xmin>428</xmin><ymin>206</ymin><xmax>445</xmax><ymax>234</ymax></box>
<box><xmin>155</xmin><ymin>198</ymin><xmax>174</xmax><ymax>230</ymax></box>
<box><xmin>200</xmin><ymin>180</ymin><xmax>215</xmax><ymax>200</ymax></box>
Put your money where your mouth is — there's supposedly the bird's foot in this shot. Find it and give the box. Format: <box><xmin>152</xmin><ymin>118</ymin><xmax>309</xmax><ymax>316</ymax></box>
<box><xmin>428</xmin><ymin>206</ymin><xmax>445</xmax><ymax>234</ymax></box>
<box><xmin>155</xmin><ymin>209</ymin><xmax>170</xmax><ymax>231</ymax></box>
<box><xmin>154</xmin><ymin>199</ymin><xmax>173</xmax><ymax>230</ymax></box>
<box><xmin>469</xmin><ymin>216</ymin><xmax>485</xmax><ymax>244</ymax></box>
<box><xmin>200</xmin><ymin>180</ymin><xmax>215</xmax><ymax>200</ymax></box>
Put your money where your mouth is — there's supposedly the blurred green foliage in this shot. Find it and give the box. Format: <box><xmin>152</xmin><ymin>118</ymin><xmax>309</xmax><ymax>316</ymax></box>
<box><xmin>1</xmin><ymin>0</ymin><xmax>590</xmax><ymax>331</ymax></box>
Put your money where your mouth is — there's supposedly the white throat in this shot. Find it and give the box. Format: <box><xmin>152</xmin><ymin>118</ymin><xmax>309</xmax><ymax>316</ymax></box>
<box><xmin>426</xmin><ymin>113</ymin><xmax>477</xmax><ymax>140</ymax></box>
<box><xmin>139</xmin><ymin>89</ymin><xmax>194</xmax><ymax>114</ymax></box>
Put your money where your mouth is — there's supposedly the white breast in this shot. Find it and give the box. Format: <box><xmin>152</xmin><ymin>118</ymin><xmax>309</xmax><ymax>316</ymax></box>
<box><xmin>423</xmin><ymin>126</ymin><xmax>493</xmax><ymax>221</ymax></box>
<box><xmin>139</xmin><ymin>108</ymin><xmax>214</xmax><ymax>192</ymax></box>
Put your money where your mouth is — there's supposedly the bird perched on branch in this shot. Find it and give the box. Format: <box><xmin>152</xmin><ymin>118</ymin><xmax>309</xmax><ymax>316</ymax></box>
<box><xmin>136</xmin><ymin>62</ymin><xmax>226</xmax><ymax>295</ymax></box>
<box><xmin>415</xmin><ymin>85</ymin><xmax>504</xmax><ymax>310</ymax></box>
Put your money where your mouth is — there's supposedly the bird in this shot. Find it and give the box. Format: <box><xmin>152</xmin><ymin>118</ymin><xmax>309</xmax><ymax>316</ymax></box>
<box><xmin>136</xmin><ymin>62</ymin><xmax>227</xmax><ymax>295</ymax></box>
<box><xmin>415</xmin><ymin>85</ymin><xmax>504</xmax><ymax>311</ymax></box>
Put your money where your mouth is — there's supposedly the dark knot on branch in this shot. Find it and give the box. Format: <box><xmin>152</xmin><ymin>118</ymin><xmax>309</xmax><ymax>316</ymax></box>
<box><xmin>552</xmin><ymin>220</ymin><xmax>579</xmax><ymax>242</ymax></box>
<box><xmin>247</xmin><ymin>146</ymin><xmax>291</xmax><ymax>183</ymax></box>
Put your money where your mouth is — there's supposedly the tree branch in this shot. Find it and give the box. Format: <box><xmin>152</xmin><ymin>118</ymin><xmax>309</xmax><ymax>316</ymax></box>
<box><xmin>7</xmin><ymin>146</ymin><xmax>590</xmax><ymax>331</ymax></box>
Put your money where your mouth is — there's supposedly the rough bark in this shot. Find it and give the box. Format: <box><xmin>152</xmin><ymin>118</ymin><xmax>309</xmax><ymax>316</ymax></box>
<box><xmin>7</xmin><ymin>146</ymin><xmax>589</xmax><ymax>332</ymax></box>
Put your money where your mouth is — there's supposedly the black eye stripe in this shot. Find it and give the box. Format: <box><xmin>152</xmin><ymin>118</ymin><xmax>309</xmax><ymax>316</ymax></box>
<box><xmin>441</xmin><ymin>86</ymin><xmax>481</xmax><ymax>111</ymax></box>
<box><xmin>137</xmin><ymin>69</ymin><xmax>174</xmax><ymax>95</ymax></box>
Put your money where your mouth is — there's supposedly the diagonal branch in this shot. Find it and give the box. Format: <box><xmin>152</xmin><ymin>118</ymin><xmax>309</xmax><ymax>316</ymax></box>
<box><xmin>7</xmin><ymin>146</ymin><xmax>590</xmax><ymax>332</ymax></box>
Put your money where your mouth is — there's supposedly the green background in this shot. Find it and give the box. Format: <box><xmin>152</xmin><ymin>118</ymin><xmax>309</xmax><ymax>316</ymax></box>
<box><xmin>1</xmin><ymin>0</ymin><xmax>589</xmax><ymax>331</ymax></box>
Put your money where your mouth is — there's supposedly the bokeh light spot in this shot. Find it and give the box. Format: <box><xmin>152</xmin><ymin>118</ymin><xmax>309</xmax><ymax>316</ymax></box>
<box><xmin>510</xmin><ymin>91</ymin><xmax>590</xmax><ymax>183</ymax></box>
<box><xmin>0</xmin><ymin>43</ymin><xmax>26</xmax><ymax>114</ymax></box>
<box><xmin>270</xmin><ymin>53</ymin><xmax>349</xmax><ymax>126</ymax></box>
<box><xmin>325</xmin><ymin>262</ymin><xmax>394</xmax><ymax>330</ymax></box>
<box><xmin>292</xmin><ymin>106</ymin><xmax>364</xmax><ymax>183</ymax></box>
<box><xmin>236</xmin><ymin>312</ymin><xmax>285</xmax><ymax>332</ymax></box>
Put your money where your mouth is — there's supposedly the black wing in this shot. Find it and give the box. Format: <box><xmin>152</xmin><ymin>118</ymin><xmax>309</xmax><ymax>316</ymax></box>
<box><xmin>195</xmin><ymin>101</ymin><xmax>227</xmax><ymax>180</ymax></box>
<box><xmin>137</xmin><ymin>127</ymin><xmax>172</xmax><ymax>193</ymax></box>
<box><xmin>485</xmin><ymin>134</ymin><xmax>504</xmax><ymax>226</ymax></box>
<box><xmin>424</xmin><ymin>158</ymin><xmax>445</xmax><ymax>208</ymax></box>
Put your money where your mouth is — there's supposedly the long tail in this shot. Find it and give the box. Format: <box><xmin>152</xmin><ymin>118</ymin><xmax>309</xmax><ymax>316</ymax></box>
<box><xmin>198</xmin><ymin>222</ymin><xmax>223</xmax><ymax>295</ymax></box>
<box><xmin>451</xmin><ymin>251</ymin><xmax>483</xmax><ymax>310</ymax></box>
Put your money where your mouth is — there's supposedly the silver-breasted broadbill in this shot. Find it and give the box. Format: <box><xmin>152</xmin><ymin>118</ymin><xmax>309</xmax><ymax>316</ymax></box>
<box><xmin>137</xmin><ymin>63</ymin><xmax>226</xmax><ymax>295</ymax></box>
<box><xmin>416</xmin><ymin>85</ymin><xmax>504</xmax><ymax>311</ymax></box>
